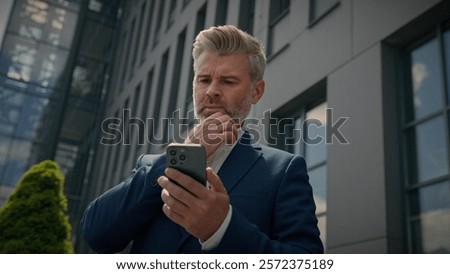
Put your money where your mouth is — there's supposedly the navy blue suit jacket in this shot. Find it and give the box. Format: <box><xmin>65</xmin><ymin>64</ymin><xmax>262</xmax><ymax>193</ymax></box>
<box><xmin>80</xmin><ymin>135</ymin><xmax>323</xmax><ymax>253</ymax></box>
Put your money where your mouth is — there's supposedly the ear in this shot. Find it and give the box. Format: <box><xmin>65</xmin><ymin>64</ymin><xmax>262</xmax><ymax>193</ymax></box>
<box><xmin>251</xmin><ymin>79</ymin><xmax>265</xmax><ymax>104</ymax></box>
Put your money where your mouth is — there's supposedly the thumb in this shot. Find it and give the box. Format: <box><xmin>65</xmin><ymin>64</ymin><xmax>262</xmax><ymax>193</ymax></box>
<box><xmin>206</xmin><ymin>167</ymin><xmax>227</xmax><ymax>194</ymax></box>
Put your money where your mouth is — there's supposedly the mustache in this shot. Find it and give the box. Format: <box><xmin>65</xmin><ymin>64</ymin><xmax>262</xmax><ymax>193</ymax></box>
<box><xmin>195</xmin><ymin>99</ymin><xmax>227</xmax><ymax>114</ymax></box>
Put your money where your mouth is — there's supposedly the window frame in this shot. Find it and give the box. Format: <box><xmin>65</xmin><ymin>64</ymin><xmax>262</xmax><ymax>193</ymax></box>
<box><xmin>399</xmin><ymin>23</ymin><xmax>450</xmax><ymax>253</ymax></box>
<box><xmin>308</xmin><ymin>0</ymin><xmax>340</xmax><ymax>28</ymax></box>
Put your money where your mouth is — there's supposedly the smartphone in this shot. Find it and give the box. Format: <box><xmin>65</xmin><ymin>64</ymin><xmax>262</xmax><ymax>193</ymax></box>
<box><xmin>166</xmin><ymin>143</ymin><xmax>206</xmax><ymax>186</ymax></box>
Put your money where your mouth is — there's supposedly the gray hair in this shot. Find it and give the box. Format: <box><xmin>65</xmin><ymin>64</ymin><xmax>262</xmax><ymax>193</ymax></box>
<box><xmin>192</xmin><ymin>25</ymin><xmax>266</xmax><ymax>82</ymax></box>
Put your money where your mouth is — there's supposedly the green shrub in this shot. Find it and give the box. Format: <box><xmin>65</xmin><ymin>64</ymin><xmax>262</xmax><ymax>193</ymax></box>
<box><xmin>0</xmin><ymin>160</ymin><xmax>74</xmax><ymax>253</ymax></box>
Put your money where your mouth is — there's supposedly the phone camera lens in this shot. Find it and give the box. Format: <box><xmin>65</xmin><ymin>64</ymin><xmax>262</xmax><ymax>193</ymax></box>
<box><xmin>179</xmin><ymin>154</ymin><xmax>186</xmax><ymax>161</ymax></box>
<box><xmin>170</xmin><ymin>159</ymin><xmax>177</xmax><ymax>165</ymax></box>
<box><xmin>169</xmin><ymin>149</ymin><xmax>177</xmax><ymax>156</ymax></box>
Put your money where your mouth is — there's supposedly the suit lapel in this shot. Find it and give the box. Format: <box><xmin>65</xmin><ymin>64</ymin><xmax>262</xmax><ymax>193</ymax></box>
<box><xmin>217</xmin><ymin>132</ymin><xmax>262</xmax><ymax>193</ymax></box>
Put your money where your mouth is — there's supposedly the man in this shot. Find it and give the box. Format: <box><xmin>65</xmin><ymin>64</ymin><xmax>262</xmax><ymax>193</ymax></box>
<box><xmin>81</xmin><ymin>25</ymin><xmax>323</xmax><ymax>253</ymax></box>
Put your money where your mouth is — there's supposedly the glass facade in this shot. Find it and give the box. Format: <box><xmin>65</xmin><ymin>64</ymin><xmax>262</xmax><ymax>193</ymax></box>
<box><xmin>403</xmin><ymin>26</ymin><xmax>450</xmax><ymax>253</ymax></box>
<box><xmin>0</xmin><ymin>0</ymin><xmax>80</xmax><ymax>193</ymax></box>
<box><xmin>0</xmin><ymin>0</ymin><xmax>122</xmax><ymax>251</ymax></box>
<box><xmin>293</xmin><ymin>102</ymin><xmax>328</xmax><ymax>250</ymax></box>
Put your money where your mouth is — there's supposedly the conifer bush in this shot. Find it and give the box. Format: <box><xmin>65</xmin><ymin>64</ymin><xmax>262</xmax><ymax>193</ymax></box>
<box><xmin>0</xmin><ymin>160</ymin><xmax>74</xmax><ymax>253</ymax></box>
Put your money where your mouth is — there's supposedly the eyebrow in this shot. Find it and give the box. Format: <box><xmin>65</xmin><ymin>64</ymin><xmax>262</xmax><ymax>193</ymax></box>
<box><xmin>196</xmin><ymin>74</ymin><xmax>240</xmax><ymax>80</ymax></box>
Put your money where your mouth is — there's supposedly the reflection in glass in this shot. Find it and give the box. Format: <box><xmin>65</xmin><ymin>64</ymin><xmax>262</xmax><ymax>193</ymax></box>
<box><xmin>1</xmin><ymin>35</ymin><xmax>69</xmax><ymax>91</ymax></box>
<box><xmin>411</xmin><ymin>189</ymin><xmax>450</xmax><ymax>254</ymax></box>
<box><xmin>79</xmin><ymin>21</ymin><xmax>113</xmax><ymax>60</ymax></box>
<box><xmin>59</xmin><ymin>106</ymin><xmax>97</xmax><ymax>142</ymax></box>
<box><xmin>46</xmin><ymin>6</ymin><xmax>77</xmax><ymax>48</ymax></box>
<box><xmin>444</xmin><ymin>28</ymin><xmax>450</xmax><ymax>105</ymax></box>
<box><xmin>15</xmin><ymin>95</ymin><xmax>50</xmax><ymax>139</ymax></box>
<box><xmin>410</xmin><ymin>38</ymin><xmax>443</xmax><ymax>120</ymax></box>
<box><xmin>8</xmin><ymin>0</ymin><xmax>49</xmax><ymax>41</ymax></box>
<box><xmin>50</xmin><ymin>0</ymin><xmax>82</xmax><ymax>11</ymax></box>
<box><xmin>317</xmin><ymin>215</ymin><xmax>327</xmax><ymax>251</ymax></box>
<box><xmin>292</xmin><ymin>101</ymin><xmax>328</xmax><ymax>250</ymax></box>
<box><xmin>1</xmin><ymin>35</ymin><xmax>37</xmax><ymax>83</ymax></box>
<box><xmin>304</xmin><ymin>102</ymin><xmax>327</xmax><ymax>167</ymax></box>
<box><xmin>0</xmin><ymin>136</ymin><xmax>11</xmax><ymax>180</ymax></box>
<box><xmin>414</xmin><ymin>117</ymin><xmax>448</xmax><ymax>183</ymax></box>
<box><xmin>1</xmin><ymin>140</ymin><xmax>32</xmax><ymax>186</ymax></box>
<box><xmin>33</xmin><ymin>44</ymin><xmax>69</xmax><ymax>88</ymax></box>
<box><xmin>410</xmin><ymin>181</ymin><xmax>450</xmax><ymax>216</ymax></box>
<box><xmin>86</xmin><ymin>0</ymin><xmax>119</xmax><ymax>16</ymax></box>
<box><xmin>309</xmin><ymin>164</ymin><xmax>327</xmax><ymax>214</ymax></box>
<box><xmin>8</xmin><ymin>0</ymin><xmax>78</xmax><ymax>48</ymax></box>
<box><xmin>0</xmin><ymin>87</ymin><xmax>24</xmax><ymax>135</ymax></box>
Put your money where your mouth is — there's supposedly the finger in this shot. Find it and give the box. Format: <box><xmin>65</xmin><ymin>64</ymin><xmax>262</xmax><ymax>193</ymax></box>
<box><xmin>202</xmin><ymin>115</ymin><xmax>237</xmax><ymax>145</ymax></box>
<box><xmin>162</xmin><ymin>203</ymin><xmax>185</xmax><ymax>225</ymax></box>
<box><xmin>206</xmin><ymin>167</ymin><xmax>227</xmax><ymax>194</ymax></box>
<box><xmin>186</xmin><ymin>113</ymin><xmax>226</xmax><ymax>144</ymax></box>
<box><xmin>222</xmin><ymin>120</ymin><xmax>239</xmax><ymax>145</ymax></box>
<box><xmin>161</xmin><ymin>188</ymin><xmax>189</xmax><ymax>213</ymax></box>
<box><xmin>165</xmin><ymin>168</ymin><xmax>207</xmax><ymax>199</ymax></box>
<box><xmin>203</xmin><ymin>114</ymin><xmax>235</xmax><ymax>130</ymax></box>
<box><xmin>158</xmin><ymin>174</ymin><xmax>197</xmax><ymax>205</ymax></box>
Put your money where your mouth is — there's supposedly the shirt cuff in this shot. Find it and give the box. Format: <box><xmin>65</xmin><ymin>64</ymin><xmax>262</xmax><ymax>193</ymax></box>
<box><xmin>199</xmin><ymin>205</ymin><xmax>232</xmax><ymax>251</ymax></box>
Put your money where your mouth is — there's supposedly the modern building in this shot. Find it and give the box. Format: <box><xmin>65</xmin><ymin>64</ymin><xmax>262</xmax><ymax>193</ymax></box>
<box><xmin>0</xmin><ymin>0</ymin><xmax>122</xmax><ymax>249</ymax></box>
<box><xmin>1</xmin><ymin>0</ymin><xmax>449</xmax><ymax>254</ymax></box>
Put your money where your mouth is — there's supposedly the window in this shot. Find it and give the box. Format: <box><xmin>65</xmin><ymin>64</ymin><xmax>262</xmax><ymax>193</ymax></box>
<box><xmin>167</xmin><ymin>0</ymin><xmax>177</xmax><ymax>29</ymax></box>
<box><xmin>267</xmin><ymin>0</ymin><xmax>290</xmax><ymax>57</ymax></box>
<box><xmin>127</xmin><ymin>18</ymin><xmax>136</xmax><ymax>80</ymax></box>
<box><xmin>182</xmin><ymin>0</ymin><xmax>191</xmax><ymax>9</ymax></box>
<box><xmin>140</xmin><ymin>0</ymin><xmax>156</xmax><ymax>64</ymax></box>
<box><xmin>215</xmin><ymin>0</ymin><xmax>228</xmax><ymax>26</ymax></box>
<box><xmin>79</xmin><ymin>21</ymin><xmax>113</xmax><ymax>60</ymax></box>
<box><xmin>293</xmin><ymin>102</ymin><xmax>328</xmax><ymax>250</ymax></box>
<box><xmin>0</xmin><ymin>84</ymin><xmax>25</xmax><ymax>136</ymax></box>
<box><xmin>184</xmin><ymin>4</ymin><xmax>206</xmax><ymax>126</ymax></box>
<box><xmin>114</xmin><ymin>97</ymin><xmax>129</xmax><ymax>181</ymax></box>
<box><xmin>153</xmin><ymin>0</ymin><xmax>166</xmax><ymax>48</ymax></box>
<box><xmin>131</xmin><ymin>1</ymin><xmax>146</xmax><ymax>70</ymax></box>
<box><xmin>402</xmin><ymin>26</ymin><xmax>450</xmax><ymax>253</ymax></box>
<box><xmin>140</xmin><ymin>68</ymin><xmax>154</xmax><ymax>150</ymax></box>
<box><xmin>8</xmin><ymin>0</ymin><xmax>78</xmax><ymax>49</ymax></box>
<box><xmin>270</xmin><ymin>82</ymin><xmax>327</xmax><ymax>250</ymax></box>
<box><xmin>123</xmin><ymin>83</ymin><xmax>143</xmax><ymax>175</ymax></box>
<box><xmin>166</xmin><ymin>28</ymin><xmax>186</xmax><ymax>142</ymax></box>
<box><xmin>238</xmin><ymin>0</ymin><xmax>255</xmax><ymax>34</ymax></box>
<box><xmin>151</xmin><ymin>49</ymin><xmax>169</xmax><ymax>146</ymax></box>
<box><xmin>1</xmin><ymin>139</ymin><xmax>32</xmax><ymax>186</ymax></box>
<box><xmin>1</xmin><ymin>34</ymin><xmax>69</xmax><ymax>89</ymax></box>
<box><xmin>309</xmin><ymin>0</ymin><xmax>339</xmax><ymax>25</ymax></box>
<box><xmin>120</xmin><ymin>28</ymin><xmax>130</xmax><ymax>85</ymax></box>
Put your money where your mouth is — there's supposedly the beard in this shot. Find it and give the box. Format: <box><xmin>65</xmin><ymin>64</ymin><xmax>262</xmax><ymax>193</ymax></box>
<box><xmin>194</xmin><ymin>91</ymin><xmax>252</xmax><ymax>123</ymax></box>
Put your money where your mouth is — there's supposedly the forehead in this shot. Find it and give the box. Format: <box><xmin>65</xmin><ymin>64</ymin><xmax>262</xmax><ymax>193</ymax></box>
<box><xmin>195</xmin><ymin>52</ymin><xmax>250</xmax><ymax>75</ymax></box>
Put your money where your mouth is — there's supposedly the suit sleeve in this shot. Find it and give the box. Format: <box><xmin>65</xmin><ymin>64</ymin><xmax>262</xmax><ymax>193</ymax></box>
<box><xmin>211</xmin><ymin>155</ymin><xmax>324</xmax><ymax>253</ymax></box>
<box><xmin>80</xmin><ymin>155</ymin><xmax>165</xmax><ymax>253</ymax></box>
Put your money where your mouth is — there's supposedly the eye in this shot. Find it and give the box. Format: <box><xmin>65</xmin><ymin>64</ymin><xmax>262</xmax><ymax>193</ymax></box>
<box><xmin>198</xmin><ymin>78</ymin><xmax>210</xmax><ymax>84</ymax></box>
<box><xmin>223</xmin><ymin>80</ymin><xmax>235</xmax><ymax>85</ymax></box>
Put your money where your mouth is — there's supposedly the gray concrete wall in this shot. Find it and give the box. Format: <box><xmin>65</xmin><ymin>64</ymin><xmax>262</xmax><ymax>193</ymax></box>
<box><xmin>327</xmin><ymin>44</ymin><xmax>387</xmax><ymax>253</ymax></box>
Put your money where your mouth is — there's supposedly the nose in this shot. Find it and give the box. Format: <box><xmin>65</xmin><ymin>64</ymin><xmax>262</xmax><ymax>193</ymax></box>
<box><xmin>205</xmin><ymin>80</ymin><xmax>221</xmax><ymax>97</ymax></box>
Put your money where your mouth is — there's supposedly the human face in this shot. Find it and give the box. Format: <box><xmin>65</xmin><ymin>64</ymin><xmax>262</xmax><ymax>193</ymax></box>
<box><xmin>193</xmin><ymin>52</ymin><xmax>264</xmax><ymax>122</ymax></box>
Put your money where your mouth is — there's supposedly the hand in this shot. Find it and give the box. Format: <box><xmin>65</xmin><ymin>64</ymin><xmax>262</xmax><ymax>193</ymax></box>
<box><xmin>186</xmin><ymin>112</ymin><xmax>239</xmax><ymax>158</ymax></box>
<box><xmin>157</xmin><ymin>167</ymin><xmax>229</xmax><ymax>241</ymax></box>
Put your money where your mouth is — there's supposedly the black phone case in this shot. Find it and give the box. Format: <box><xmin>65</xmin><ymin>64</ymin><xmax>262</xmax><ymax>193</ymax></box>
<box><xmin>166</xmin><ymin>143</ymin><xmax>206</xmax><ymax>186</ymax></box>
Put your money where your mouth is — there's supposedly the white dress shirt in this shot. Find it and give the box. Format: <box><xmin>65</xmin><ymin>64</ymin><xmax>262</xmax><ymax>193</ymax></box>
<box><xmin>199</xmin><ymin>130</ymin><xmax>243</xmax><ymax>251</ymax></box>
